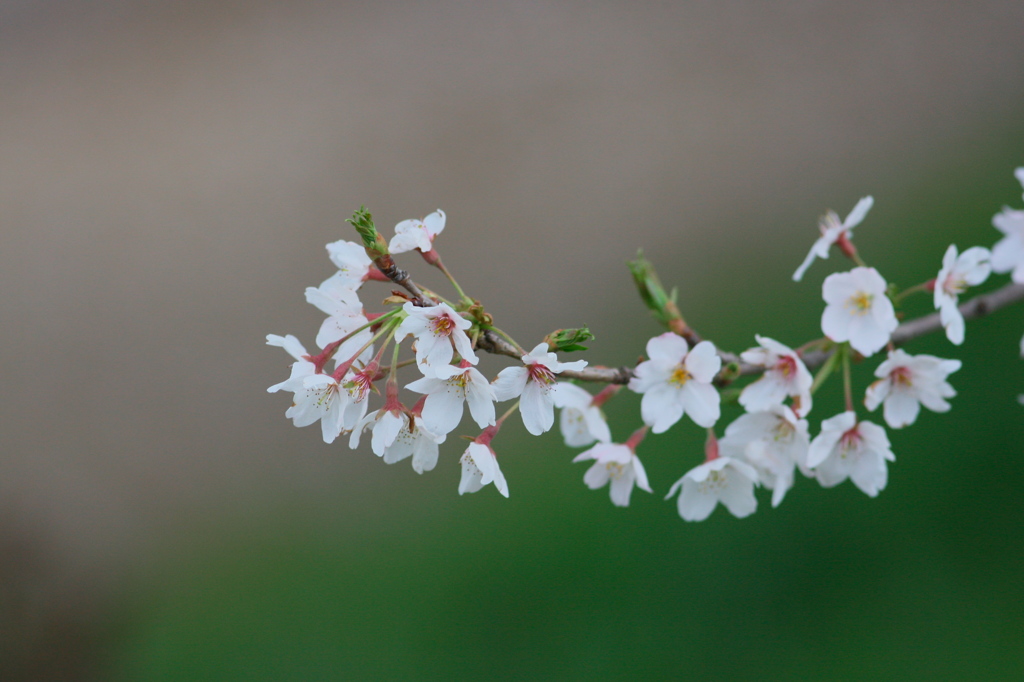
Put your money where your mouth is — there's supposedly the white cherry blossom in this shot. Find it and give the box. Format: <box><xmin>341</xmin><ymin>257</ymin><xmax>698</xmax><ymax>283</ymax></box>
<box><xmin>718</xmin><ymin>405</ymin><xmax>810</xmax><ymax>508</ymax></box>
<box><xmin>492</xmin><ymin>343</ymin><xmax>588</xmax><ymax>436</ymax></box>
<box><xmin>350</xmin><ymin>407</ymin><xmax>446</xmax><ymax>473</ymax></box>
<box><xmin>325</xmin><ymin>239</ymin><xmax>374</xmax><ymax>289</ymax></box>
<box><xmin>821</xmin><ymin>267</ymin><xmax>898</xmax><ymax>357</ymax></box>
<box><xmin>628</xmin><ymin>333</ymin><xmax>721</xmax><ymax>432</ymax></box>
<box><xmin>459</xmin><ymin>442</ymin><xmax>508</xmax><ymax>498</ymax></box>
<box><xmin>405</xmin><ymin>362</ymin><xmax>496</xmax><ymax>436</ymax></box>
<box><xmin>666</xmin><ymin>456</ymin><xmax>759</xmax><ymax>521</ymax></box>
<box><xmin>550</xmin><ymin>382</ymin><xmax>612</xmax><ymax>447</ymax></box>
<box><xmin>739</xmin><ymin>335</ymin><xmax>813</xmax><ymax>417</ymax></box>
<box><xmin>793</xmin><ymin>196</ymin><xmax>874</xmax><ymax>282</ymax></box>
<box><xmin>394</xmin><ymin>302</ymin><xmax>477</xmax><ymax>374</ymax></box>
<box><xmin>286</xmin><ymin>374</ymin><xmax>349</xmax><ymax>444</ymax></box>
<box><xmin>864</xmin><ymin>350</ymin><xmax>961</xmax><ymax>428</ymax></box>
<box><xmin>806</xmin><ymin>411</ymin><xmax>894</xmax><ymax>497</ymax></box>
<box><xmin>991</xmin><ymin>207</ymin><xmax>1024</xmax><ymax>284</ymax></box>
<box><xmin>304</xmin><ymin>276</ymin><xmax>373</xmax><ymax>356</ymax></box>
<box><xmin>572</xmin><ymin>441</ymin><xmax>652</xmax><ymax>507</ymax></box>
<box><xmin>266</xmin><ymin>334</ymin><xmax>315</xmax><ymax>395</ymax></box>
<box><xmin>390</xmin><ymin>209</ymin><xmax>446</xmax><ymax>254</ymax></box>
<box><xmin>934</xmin><ymin>245</ymin><xmax>991</xmax><ymax>345</ymax></box>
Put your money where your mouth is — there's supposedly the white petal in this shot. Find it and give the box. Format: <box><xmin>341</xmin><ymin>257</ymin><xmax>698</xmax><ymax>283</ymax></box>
<box><xmin>641</xmin><ymin>386</ymin><xmax>684</xmax><ymax>434</ymax></box>
<box><xmin>678</xmin><ymin>479</ymin><xmax>717</xmax><ymax>522</ymax></box>
<box><xmin>645</xmin><ymin>332</ymin><xmax>689</xmax><ymax>364</ymax></box>
<box><xmin>843</xmin><ymin>196</ymin><xmax>874</xmax><ymax>229</ymax></box>
<box><xmin>679</xmin><ymin>381</ymin><xmax>721</xmax><ymax>428</ymax></box>
<box><xmin>685</xmin><ymin>341</ymin><xmax>721</xmax><ymax>383</ymax></box>
<box><xmin>492</xmin><ymin>367</ymin><xmax>528</xmax><ymax>402</ymax></box>
<box><xmin>519</xmin><ymin>381</ymin><xmax>555</xmax><ymax>436</ymax></box>
<box><xmin>883</xmin><ymin>391</ymin><xmax>920</xmax><ymax>428</ymax></box>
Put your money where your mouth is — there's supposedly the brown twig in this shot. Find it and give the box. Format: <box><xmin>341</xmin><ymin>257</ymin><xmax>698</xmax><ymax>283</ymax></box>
<box><xmin>483</xmin><ymin>282</ymin><xmax>1024</xmax><ymax>385</ymax></box>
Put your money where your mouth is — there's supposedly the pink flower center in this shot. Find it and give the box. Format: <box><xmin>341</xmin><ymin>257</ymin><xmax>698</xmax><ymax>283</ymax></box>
<box><xmin>839</xmin><ymin>426</ymin><xmax>862</xmax><ymax>456</ymax></box>
<box><xmin>942</xmin><ymin>272</ymin><xmax>967</xmax><ymax>296</ymax></box>
<box><xmin>527</xmin><ymin>363</ymin><xmax>556</xmax><ymax>385</ymax></box>
<box><xmin>891</xmin><ymin>366</ymin><xmax>913</xmax><ymax>387</ymax></box>
<box><xmin>430</xmin><ymin>314</ymin><xmax>455</xmax><ymax>337</ymax></box>
<box><xmin>774</xmin><ymin>355</ymin><xmax>797</xmax><ymax>377</ymax></box>
<box><xmin>345</xmin><ymin>370</ymin><xmax>374</xmax><ymax>401</ymax></box>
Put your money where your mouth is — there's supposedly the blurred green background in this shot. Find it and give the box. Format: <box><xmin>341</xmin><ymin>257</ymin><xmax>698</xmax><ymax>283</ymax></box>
<box><xmin>2</xmin><ymin>1</ymin><xmax>1023</xmax><ymax>680</ymax></box>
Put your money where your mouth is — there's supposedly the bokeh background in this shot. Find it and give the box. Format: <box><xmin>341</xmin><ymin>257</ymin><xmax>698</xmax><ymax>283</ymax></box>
<box><xmin>2</xmin><ymin>1</ymin><xmax>1024</xmax><ymax>679</ymax></box>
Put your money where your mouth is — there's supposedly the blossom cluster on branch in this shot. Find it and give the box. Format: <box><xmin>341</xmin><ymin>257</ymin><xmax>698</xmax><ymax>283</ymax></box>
<box><xmin>269</xmin><ymin>169</ymin><xmax>1024</xmax><ymax>521</ymax></box>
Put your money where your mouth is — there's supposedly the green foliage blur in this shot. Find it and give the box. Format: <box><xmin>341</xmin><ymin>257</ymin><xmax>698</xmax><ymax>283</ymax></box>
<box><xmin>113</xmin><ymin>156</ymin><xmax>1024</xmax><ymax>681</ymax></box>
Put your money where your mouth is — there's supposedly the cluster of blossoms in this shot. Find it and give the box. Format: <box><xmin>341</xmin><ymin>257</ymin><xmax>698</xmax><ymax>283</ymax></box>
<box><xmin>270</xmin><ymin>168</ymin><xmax>1024</xmax><ymax>521</ymax></box>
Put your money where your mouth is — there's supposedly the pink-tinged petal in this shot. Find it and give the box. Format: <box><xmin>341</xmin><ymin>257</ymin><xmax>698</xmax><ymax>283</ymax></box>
<box><xmin>883</xmin><ymin>390</ymin><xmax>920</xmax><ymax>429</ymax></box>
<box><xmin>520</xmin><ymin>381</ymin><xmax>555</xmax><ymax>436</ymax></box>
<box><xmin>645</xmin><ymin>332</ymin><xmax>689</xmax><ymax>364</ymax></box>
<box><xmin>843</xmin><ymin>196</ymin><xmax>874</xmax><ymax>229</ymax></box>
<box><xmin>492</xmin><ymin>366</ymin><xmax>528</xmax><ymax>402</ymax></box>
<box><xmin>679</xmin><ymin>381</ymin><xmax>721</xmax><ymax>428</ymax></box>
<box><xmin>422</xmin><ymin>209</ymin><xmax>446</xmax><ymax>238</ymax></box>
<box><xmin>685</xmin><ymin>341</ymin><xmax>721</xmax><ymax>383</ymax></box>
<box><xmin>678</xmin><ymin>480</ymin><xmax>718</xmax><ymax>521</ymax></box>
<box><xmin>641</xmin><ymin>386</ymin><xmax>684</xmax><ymax>434</ymax></box>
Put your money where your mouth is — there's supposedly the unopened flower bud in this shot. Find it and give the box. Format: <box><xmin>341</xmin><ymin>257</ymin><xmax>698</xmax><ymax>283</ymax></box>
<box><xmin>347</xmin><ymin>206</ymin><xmax>391</xmax><ymax>261</ymax></box>
<box><xmin>544</xmin><ymin>326</ymin><xmax>595</xmax><ymax>353</ymax></box>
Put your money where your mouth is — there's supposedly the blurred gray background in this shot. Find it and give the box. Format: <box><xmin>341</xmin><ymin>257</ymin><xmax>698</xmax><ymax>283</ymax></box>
<box><xmin>2</xmin><ymin>1</ymin><xmax>1024</xmax><ymax>679</ymax></box>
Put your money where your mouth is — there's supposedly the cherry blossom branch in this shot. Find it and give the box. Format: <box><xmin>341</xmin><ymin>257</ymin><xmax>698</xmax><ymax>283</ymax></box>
<box><xmin>479</xmin><ymin>282</ymin><xmax>1024</xmax><ymax>386</ymax></box>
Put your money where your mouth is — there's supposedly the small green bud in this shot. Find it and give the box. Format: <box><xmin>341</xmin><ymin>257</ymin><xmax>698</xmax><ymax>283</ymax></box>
<box><xmin>347</xmin><ymin>206</ymin><xmax>390</xmax><ymax>261</ymax></box>
<box><xmin>545</xmin><ymin>326</ymin><xmax>595</xmax><ymax>353</ymax></box>
<box><xmin>628</xmin><ymin>250</ymin><xmax>683</xmax><ymax>329</ymax></box>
